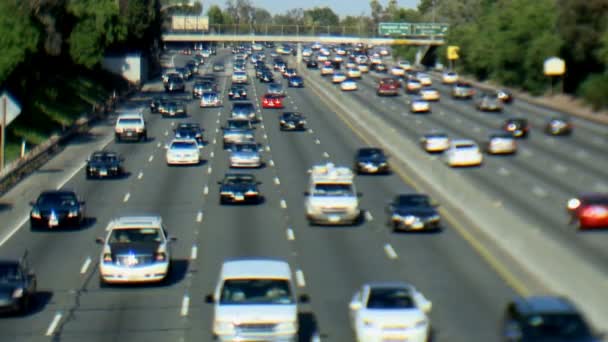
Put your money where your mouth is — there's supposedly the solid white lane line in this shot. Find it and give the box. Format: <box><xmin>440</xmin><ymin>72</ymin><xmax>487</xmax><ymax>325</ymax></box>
<box><xmin>269</xmin><ymin>160</ymin><xmax>275</xmax><ymax>167</ymax></box>
<box><xmin>295</xmin><ymin>270</ymin><xmax>306</xmax><ymax>287</ymax></box>
<box><xmin>148</xmin><ymin>155</ymin><xmax>154</xmax><ymax>162</ymax></box>
<box><xmin>207</xmin><ymin>166</ymin><xmax>212</xmax><ymax>174</ymax></box>
<box><xmin>80</xmin><ymin>257</ymin><xmax>92</xmax><ymax>275</ymax></box>
<box><xmin>384</xmin><ymin>244</ymin><xmax>398</xmax><ymax>259</ymax></box>
<box><xmin>286</xmin><ymin>228</ymin><xmax>295</xmax><ymax>241</ymax></box>
<box><xmin>203</xmin><ymin>186</ymin><xmax>209</xmax><ymax>195</ymax></box>
<box><xmin>261</xmin><ymin>124</ymin><xmax>265</xmax><ymax>129</ymax></box>
<box><xmin>45</xmin><ymin>312</ymin><xmax>63</xmax><ymax>336</ymax></box>
<box><xmin>365</xmin><ymin>211</ymin><xmax>373</xmax><ymax>222</ymax></box>
<box><xmin>274</xmin><ymin>177</ymin><xmax>281</xmax><ymax>185</ymax></box>
<box><xmin>191</xmin><ymin>245</ymin><xmax>198</xmax><ymax>260</ymax></box>
<box><xmin>280</xmin><ymin>199</ymin><xmax>287</xmax><ymax>209</ymax></box>
<box><xmin>180</xmin><ymin>295</ymin><xmax>190</xmax><ymax>317</ymax></box>
<box><xmin>196</xmin><ymin>211</ymin><xmax>203</xmax><ymax>222</ymax></box>
<box><xmin>123</xmin><ymin>193</ymin><xmax>130</xmax><ymax>202</ymax></box>
<box><xmin>137</xmin><ymin>171</ymin><xmax>143</xmax><ymax>180</ymax></box>
<box><xmin>315</xmin><ymin>139</ymin><xmax>320</xmax><ymax>144</ymax></box>
<box><xmin>216</xmin><ymin>119</ymin><xmax>220</xmax><ymax>124</ymax></box>
<box><xmin>323</xmin><ymin>152</ymin><xmax>330</xmax><ymax>158</ymax></box>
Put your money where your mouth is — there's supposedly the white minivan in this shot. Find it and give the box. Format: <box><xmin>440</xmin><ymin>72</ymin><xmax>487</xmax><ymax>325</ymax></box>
<box><xmin>206</xmin><ymin>258</ymin><xmax>309</xmax><ymax>341</ymax></box>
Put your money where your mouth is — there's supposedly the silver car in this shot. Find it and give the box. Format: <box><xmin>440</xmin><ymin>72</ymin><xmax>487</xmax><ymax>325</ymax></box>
<box><xmin>229</xmin><ymin>142</ymin><xmax>263</xmax><ymax>168</ymax></box>
<box><xmin>267</xmin><ymin>83</ymin><xmax>285</xmax><ymax>97</ymax></box>
<box><xmin>200</xmin><ymin>91</ymin><xmax>222</xmax><ymax>108</ymax></box>
<box><xmin>222</xmin><ymin>119</ymin><xmax>255</xmax><ymax>149</ymax></box>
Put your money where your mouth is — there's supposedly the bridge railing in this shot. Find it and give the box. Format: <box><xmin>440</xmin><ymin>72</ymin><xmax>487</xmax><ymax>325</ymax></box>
<box><xmin>166</xmin><ymin>23</ymin><xmax>445</xmax><ymax>39</ymax></box>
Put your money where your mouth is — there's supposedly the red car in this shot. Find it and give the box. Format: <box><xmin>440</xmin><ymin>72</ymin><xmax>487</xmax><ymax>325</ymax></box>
<box><xmin>377</xmin><ymin>78</ymin><xmax>400</xmax><ymax>96</ymax></box>
<box><xmin>261</xmin><ymin>94</ymin><xmax>284</xmax><ymax>109</ymax></box>
<box><xmin>567</xmin><ymin>193</ymin><xmax>608</xmax><ymax>229</ymax></box>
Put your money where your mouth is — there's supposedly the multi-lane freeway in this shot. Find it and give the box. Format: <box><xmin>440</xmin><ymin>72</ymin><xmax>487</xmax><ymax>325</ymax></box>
<box><xmin>0</xmin><ymin>46</ymin><xmax>605</xmax><ymax>341</ymax></box>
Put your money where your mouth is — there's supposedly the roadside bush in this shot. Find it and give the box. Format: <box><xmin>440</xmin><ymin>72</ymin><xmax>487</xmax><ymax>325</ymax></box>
<box><xmin>578</xmin><ymin>73</ymin><xmax>608</xmax><ymax>111</ymax></box>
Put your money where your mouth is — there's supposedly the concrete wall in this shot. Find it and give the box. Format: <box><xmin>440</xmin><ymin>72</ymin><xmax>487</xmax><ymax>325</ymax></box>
<box><xmin>102</xmin><ymin>53</ymin><xmax>148</xmax><ymax>85</ymax></box>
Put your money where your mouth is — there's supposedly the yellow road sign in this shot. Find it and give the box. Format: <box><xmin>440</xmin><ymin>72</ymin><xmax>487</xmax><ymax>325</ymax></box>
<box><xmin>447</xmin><ymin>46</ymin><xmax>460</xmax><ymax>60</ymax></box>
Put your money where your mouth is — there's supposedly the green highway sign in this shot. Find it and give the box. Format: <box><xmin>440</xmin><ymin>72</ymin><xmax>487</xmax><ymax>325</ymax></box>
<box><xmin>378</xmin><ymin>22</ymin><xmax>449</xmax><ymax>36</ymax></box>
<box><xmin>378</xmin><ymin>23</ymin><xmax>412</xmax><ymax>36</ymax></box>
<box><xmin>412</xmin><ymin>23</ymin><xmax>449</xmax><ymax>36</ymax></box>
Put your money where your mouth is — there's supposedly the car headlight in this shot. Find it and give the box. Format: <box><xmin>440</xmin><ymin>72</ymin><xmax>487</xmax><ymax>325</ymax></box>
<box><xmin>245</xmin><ymin>189</ymin><xmax>258</xmax><ymax>195</ymax></box>
<box><xmin>414</xmin><ymin>318</ymin><xmax>428</xmax><ymax>328</ymax></box>
<box><xmin>567</xmin><ymin>198</ymin><xmax>581</xmax><ymax>210</ymax></box>
<box><xmin>31</xmin><ymin>208</ymin><xmax>41</xmax><ymax>219</ymax></box>
<box><xmin>427</xmin><ymin>214</ymin><xmax>440</xmax><ymax>222</ymax></box>
<box><xmin>214</xmin><ymin>321</ymin><xmax>235</xmax><ymax>334</ymax></box>
<box><xmin>275</xmin><ymin>321</ymin><xmax>297</xmax><ymax>332</ymax></box>
<box><xmin>12</xmin><ymin>288</ymin><xmax>24</xmax><ymax>299</ymax></box>
<box><xmin>404</xmin><ymin>215</ymin><xmax>417</xmax><ymax>224</ymax></box>
<box><xmin>103</xmin><ymin>253</ymin><xmax>112</xmax><ymax>263</ymax></box>
<box><xmin>68</xmin><ymin>209</ymin><xmax>79</xmax><ymax>218</ymax></box>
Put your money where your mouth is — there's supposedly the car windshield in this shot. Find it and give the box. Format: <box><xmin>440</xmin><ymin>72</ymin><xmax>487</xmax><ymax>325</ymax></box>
<box><xmin>367</xmin><ymin>288</ymin><xmax>415</xmax><ymax>309</ymax></box>
<box><xmin>37</xmin><ymin>193</ymin><xmax>77</xmax><ymax>206</ymax></box>
<box><xmin>358</xmin><ymin>149</ymin><xmax>384</xmax><ymax>158</ymax></box>
<box><xmin>426</xmin><ymin>133</ymin><xmax>448</xmax><ymax>139</ymax></box>
<box><xmin>233</xmin><ymin>104</ymin><xmax>254</xmax><ymax>114</ymax></box>
<box><xmin>523</xmin><ymin>313</ymin><xmax>592</xmax><ymax>339</ymax></box>
<box><xmin>176</xmin><ymin>129</ymin><xmax>196</xmax><ymax>136</ymax></box>
<box><xmin>220</xmin><ymin>279</ymin><xmax>294</xmax><ymax>305</ymax></box>
<box><xmin>584</xmin><ymin>197</ymin><xmax>608</xmax><ymax>205</ymax></box>
<box><xmin>395</xmin><ymin>195</ymin><xmax>430</xmax><ymax>207</ymax></box>
<box><xmin>91</xmin><ymin>153</ymin><xmax>118</xmax><ymax>162</ymax></box>
<box><xmin>0</xmin><ymin>263</ymin><xmax>21</xmax><ymax>283</ymax></box>
<box><xmin>118</xmin><ymin>118</ymin><xmax>142</xmax><ymax>125</ymax></box>
<box><xmin>171</xmin><ymin>141</ymin><xmax>197</xmax><ymax>149</ymax></box>
<box><xmin>203</xmin><ymin>93</ymin><xmax>218</xmax><ymax>99</ymax></box>
<box><xmin>233</xmin><ymin>144</ymin><xmax>258</xmax><ymax>152</ymax></box>
<box><xmin>455</xmin><ymin>143</ymin><xmax>477</xmax><ymax>149</ymax></box>
<box><xmin>109</xmin><ymin>228</ymin><xmax>161</xmax><ymax>243</ymax></box>
<box><xmin>312</xmin><ymin>183</ymin><xmax>354</xmax><ymax>196</ymax></box>
<box><xmin>224</xmin><ymin>175</ymin><xmax>255</xmax><ymax>185</ymax></box>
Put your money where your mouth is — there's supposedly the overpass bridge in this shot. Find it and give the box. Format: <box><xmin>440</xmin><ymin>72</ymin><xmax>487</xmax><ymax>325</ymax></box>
<box><xmin>161</xmin><ymin>24</ymin><xmax>445</xmax><ymax>46</ymax></box>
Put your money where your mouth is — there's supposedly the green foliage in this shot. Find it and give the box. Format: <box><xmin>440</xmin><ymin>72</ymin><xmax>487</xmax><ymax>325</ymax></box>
<box><xmin>0</xmin><ymin>1</ymin><xmax>40</xmax><ymax>83</ymax></box>
<box><xmin>303</xmin><ymin>7</ymin><xmax>339</xmax><ymax>27</ymax></box>
<box><xmin>208</xmin><ymin>5</ymin><xmax>225</xmax><ymax>24</ymax></box>
<box><xmin>578</xmin><ymin>73</ymin><xmax>608</xmax><ymax>110</ymax></box>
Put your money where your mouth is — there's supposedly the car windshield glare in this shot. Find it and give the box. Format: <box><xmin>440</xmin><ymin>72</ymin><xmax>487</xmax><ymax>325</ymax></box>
<box><xmin>225</xmin><ymin>175</ymin><xmax>255</xmax><ymax>184</ymax></box>
<box><xmin>220</xmin><ymin>279</ymin><xmax>294</xmax><ymax>305</ymax></box>
<box><xmin>455</xmin><ymin>143</ymin><xmax>476</xmax><ymax>149</ymax></box>
<box><xmin>38</xmin><ymin>193</ymin><xmax>77</xmax><ymax>206</ymax></box>
<box><xmin>234</xmin><ymin>144</ymin><xmax>257</xmax><ymax>152</ymax></box>
<box><xmin>396</xmin><ymin>195</ymin><xmax>430</xmax><ymax>207</ymax></box>
<box><xmin>109</xmin><ymin>228</ymin><xmax>161</xmax><ymax>243</ymax></box>
<box><xmin>367</xmin><ymin>288</ymin><xmax>415</xmax><ymax>309</ymax></box>
<box><xmin>171</xmin><ymin>141</ymin><xmax>197</xmax><ymax>149</ymax></box>
<box><xmin>91</xmin><ymin>154</ymin><xmax>118</xmax><ymax>162</ymax></box>
<box><xmin>523</xmin><ymin>313</ymin><xmax>592</xmax><ymax>338</ymax></box>
<box><xmin>0</xmin><ymin>264</ymin><xmax>21</xmax><ymax>283</ymax></box>
<box><xmin>312</xmin><ymin>183</ymin><xmax>354</xmax><ymax>196</ymax></box>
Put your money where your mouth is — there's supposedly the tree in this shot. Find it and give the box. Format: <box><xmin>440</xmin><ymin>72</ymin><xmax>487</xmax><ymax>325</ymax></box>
<box><xmin>207</xmin><ymin>4</ymin><xmax>224</xmax><ymax>25</ymax></box>
<box><xmin>252</xmin><ymin>7</ymin><xmax>271</xmax><ymax>25</ymax></box>
<box><xmin>369</xmin><ymin>0</ymin><xmax>383</xmax><ymax>24</ymax></box>
<box><xmin>303</xmin><ymin>7</ymin><xmax>339</xmax><ymax>27</ymax></box>
<box><xmin>0</xmin><ymin>1</ymin><xmax>40</xmax><ymax>82</ymax></box>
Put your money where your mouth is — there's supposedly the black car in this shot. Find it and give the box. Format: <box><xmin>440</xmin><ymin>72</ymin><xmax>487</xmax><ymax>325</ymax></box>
<box><xmin>386</xmin><ymin>194</ymin><xmax>440</xmax><ymax>232</ymax></box>
<box><xmin>354</xmin><ymin>147</ymin><xmax>390</xmax><ymax>174</ymax></box>
<box><xmin>306</xmin><ymin>60</ymin><xmax>319</xmax><ymax>69</ymax></box>
<box><xmin>162</xmin><ymin>101</ymin><xmax>187</xmax><ymax>118</ymax></box>
<box><xmin>212</xmin><ymin>62</ymin><xmax>225</xmax><ymax>72</ymax></box>
<box><xmin>231</xmin><ymin>102</ymin><xmax>256</xmax><ymax>121</ymax></box>
<box><xmin>503</xmin><ymin>118</ymin><xmax>530</xmax><ymax>138</ymax></box>
<box><xmin>259</xmin><ymin>71</ymin><xmax>274</xmax><ymax>83</ymax></box>
<box><xmin>502</xmin><ymin>296</ymin><xmax>601</xmax><ymax>342</ymax></box>
<box><xmin>228</xmin><ymin>85</ymin><xmax>248</xmax><ymax>100</ymax></box>
<box><xmin>218</xmin><ymin>173</ymin><xmax>262</xmax><ymax>204</ymax></box>
<box><xmin>86</xmin><ymin>151</ymin><xmax>124</xmax><ymax>179</ymax></box>
<box><xmin>174</xmin><ymin>122</ymin><xmax>204</xmax><ymax>145</ymax></box>
<box><xmin>30</xmin><ymin>190</ymin><xmax>85</xmax><ymax>229</ymax></box>
<box><xmin>288</xmin><ymin>76</ymin><xmax>304</xmax><ymax>88</ymax></box>
<box><xmin>545</xmin><ymin>117</ymin><xmax>573</xmax><ymax>136</ymax></box>
<box><xmin>149</xmin><ymin>97</ymin><xmax>169</xmax><ymax>113</ymax></box>
<box><xmin>279</xmin><ymin>112</ymin><xmax>306</xmax><ymax>131</ymax></box>
<box><xmin>193</xmin><ymin>81</ymin><xmax>216</xmax><ymax>98</ymax></box>
<box><xmin>165</xmin><ymin>76</ymin><xmax>185</xmax><ymax>93</ymax></box>
<box><xmin>497</xmin><ymin>89</ymin><xmax>514</xmax><ymax>103</ymax></box>
<box><xmin>0</xmin><ymin>252</ymin><xmax>36</xmax><ymax>314</ymax></box>
<box><xmin>255</xmin><ymin>66</ymin><xmax>270</xmax><ymax>79</ymax></box>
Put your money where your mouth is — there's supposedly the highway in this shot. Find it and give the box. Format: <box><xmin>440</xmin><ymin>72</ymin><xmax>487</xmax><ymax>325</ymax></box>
<box><xmin>0</xmin><ymin>50</ymin><xmax>526</xmax><ymax>341</ymax></box>
<box><xmin>315</xmin><ymin>65</ymin><xmax>608</xmax><ymax>274</ymax></box>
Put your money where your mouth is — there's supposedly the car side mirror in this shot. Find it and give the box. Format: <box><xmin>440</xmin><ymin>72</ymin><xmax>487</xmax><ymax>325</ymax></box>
<box><xmin>27</xmin><ymin>271</ymin><xmax>36</xmax><ymax>279</ymax></box>
<box><xmin>349</xmin><ymin>301</ymin><xmax>362</xmax><ymax>311</ymax></box>
<box><xmin>298</xmin><ymin>294</ymin><xmax>310</xmax><ymax>303</ymax></box>
<box><xmin>256</xmin><ymin>181</ymin><xmax>262</xmax><ymax>185</ymax></box>
<box><xmin>217</xmin><ymin>181</ymin><xmax>222</xmax><ymax>185</ymax></box>
<box><xmin>169</xmin><ymin>236</ymin><xmax>178</xmax><ymax>242</ymax></box>
<box><xmin>95</xmin><ymin>237</ymin><xmax>104</xmax><ymax>244</ymax></box>
<box><xmin>29</xmin><ymin>201</ymin><xmax>35</xmax><ymax>206</ymax></box>
<box><xmin>120</xmin><ymin>157</ymin><xmax>125</xmax><ymax>162</ymax></box>
<box><xmin>79</xmin><ymin>201</ymin><xmax>86</xmax><ymax>205</ymax></box>
<box><xmin>357</xmin><ymin>192</ymin><xmax>363</xmax><ymax>198</ymax></box>
<box><xmin>303</xmin><ymin>191</ymin><xmax>310</xmax><ymax>196</ymax></box>
<box><xmin>205</xmin><ymin>294</ymin><xmax>215</xmax><ymax>303</ymax></box>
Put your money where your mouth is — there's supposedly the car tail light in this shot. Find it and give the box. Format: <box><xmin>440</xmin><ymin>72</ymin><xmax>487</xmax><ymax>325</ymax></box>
<box><xmin>103</xmin><ymin>253</ymin><xmax>112</xmax><ymax>263</ymax></box>
<box><xmin>155</xmin><ymin>252</ymin><xmax>167</xmax><ymax>261</ymax></box>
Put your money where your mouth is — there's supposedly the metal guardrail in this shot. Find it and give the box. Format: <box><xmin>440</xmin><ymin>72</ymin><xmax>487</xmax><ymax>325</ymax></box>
<box><xmin>0</xmin><ymin>85</ymin><xmax>139</xmax><ymax>196</ymax></box>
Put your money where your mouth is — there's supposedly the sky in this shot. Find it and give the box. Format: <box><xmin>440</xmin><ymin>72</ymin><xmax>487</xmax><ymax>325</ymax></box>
<box><xmin>201</xmin><ymin>0</ymin><xmax>420</xmax><ymax>17</ymax></box>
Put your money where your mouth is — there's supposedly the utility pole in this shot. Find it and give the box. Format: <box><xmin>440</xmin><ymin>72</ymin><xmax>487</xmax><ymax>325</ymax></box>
<box><xmin>1</xmin><ymin>96</ymin><xmax>6</xmax><ymax>171</ymax></box>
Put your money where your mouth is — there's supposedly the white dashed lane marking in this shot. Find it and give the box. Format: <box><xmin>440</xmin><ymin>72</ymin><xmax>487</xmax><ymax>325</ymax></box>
<box><xmin>286</xmin><ymin>228</ymin><xmax>295</xmax><ymax>241</ymax></box>
<box><xmin>295</xmin><ymin>270</ymin><xmax>306</xmax><ymax>287</ymax></box>
<box><xmin>123</xmin><ymin>193</ymin><xmax>130</xmax><ymax>202</ymax></box>
<box><xmin>137</xmin><ymin>171</ymin><xmax>143</xmax><ymax>180</ymax></box>
<box><xmin>498</xmin><ymin>167</ymin><xmax>510</xmax><ymax>176</ymax></box>
<box><xmin>315</xmin><ymin>139</ymin><xmax>321</xmax><ymax>144</ymax></box>
<box><xmin>191</xmin><ymin>245</ymin><xmax>198</xmax><ymax>260</ymax></box>
<box><xmin>148</xmin><ymin>155</ymin><xmax>154</xmax><ymax>162</ymax></box>
<box><xmin>164</xmin><ymin>130</ymin><xmax>169</xmax><ymax>136</ymax></box>
<box><xmin>45</xmin><ymin>312</ymin><xmax>63</xmax><ymax>336</ymax></box>
<box><xmin>196</xmin><ymin>211</ymin><xmax>203</xmax><ymax>222</ymax></box>
<box><xmin>203</xmin><ymin>186</ymin><xmax>209</xmax><ymax>195</ymax></box>
<box><xmin>157</xmin><ymin>142</ymin><xmax>162</xmax><ymax>148</ymax></box>
<box><xmin>180</xmin><ymin>295</ymin><xmax>190</xmax><ymax>317</ymax></box>
<box><xmin>274</xmin><ymin>177</ymin><xmax>280</xmax><ymax>185</ymax></box>
<box><xmin>269</xmin><ymin>160</ymin><xmax>275</xmax><ymax>167</ymax></box>
<box><xmin>532</xmin><ymin>186</ymin><xmax>547</xmax><ymax>197</ymax></box>
<box><xmin>364</xmin><ymin>211</ymin><xmax>373</xmax><ymax>222</ymax></box>
<box><xmin>384</xmin><ymin>243</ymin><xmax>398</xmax><ymax>259</ymax></box>
<box><xmin>280</xmin><ymin>199</ymin><xmax>287</xmax><ymax>209</ymax></box>
<box><xmin>323</xmin><ymin>152</ymin><xmax>330</xmax><ymax>158</ymax></box>
<box><xmin>80</xmin><ymin>257</ymin><xmax>92</xmax><ymax>275</ymax></box>
<box><xmin>207</xmin><ymin>166</ymin><xmax>212</xmax><ymax>174</ymax></box>
<box><xmin>210</xmin><ymin>151</ymin><xmax>214</xmax><ymax>158</ymax></box>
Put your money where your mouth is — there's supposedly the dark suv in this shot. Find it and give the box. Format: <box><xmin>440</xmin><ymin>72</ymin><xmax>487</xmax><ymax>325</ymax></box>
<box><xmin>502</xmin><ymin>296</ymin><xmax>602</xmax><ymax>342</ymax></box>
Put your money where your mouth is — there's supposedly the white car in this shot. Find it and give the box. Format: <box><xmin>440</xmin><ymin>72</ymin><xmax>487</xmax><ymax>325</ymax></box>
<box><xmin>341</xmin><ymin>79</ymin><xmax>358</xmax><ymax>91</ymax></box>
<box><xmin>346</xmin><ymin>68</ymin><xmax>362</xmax><ymax>78</ymax></box>
<box><xmin>370</xmin><ymin>56</ymin><xmax>382</xmax><ymax>65</ymax></box>
<box><xmin>391</xmin><ymin>66</ymin><xmax>405</xmax><ymax>76</ymax></box>
<box><xmin>442</xmin><ymin>71</ymin><xmax>459</xmax><ymax>84</ymax></box>
<box><xmin>419</xmin><ymin>87</ymin><xmax>440</xmax><ymax>101</ymax></box>
<box><xmin>333</xmin><ymin>55</ymin><xmax>344</xmax><ymax>63</ymax></box>
<box><xmin>317</xmin><ymin>54</ymin><xmax>329</xmax><ymax>62</ymax></box>
<box><xmin>206</xmin><ymin>258</ymin><xmax>307</xmax><ymax>342</ymax></box>
<box><xmin>417</xmin><ymin>73</ymin><xmax>432</xmax><ymax>86</ymax></box>
<box><xmin>200</xmin><ymin>92</ymin><xmax>222</xmax><ymax>107</ymax></box>
<box><xmin>357</xmin><ymin>64</ymin><xmax>370</xmax><ymax>73</ymax></box>
<box><xmin>231</xmin><ymin>71</ymin><xmax>248</xmax><ymax>84</ymax></box>
<box><xmin>332</xmin><ymin>72</ymin><xmax>347</xmax><ymax>84</ymax></box>
<box><xmin>486</xmin><ymin>132</ymin><xmax>517</xmax><ymax>155</ymax></box>
<box><xmin>302</xmin><ymin>48</ymin><xmax>313</xmax><ymax>57</ymax></box>
<box><xmin>320</xmin><ymin>65</ymin><xmax>334</xmax><ymax>76</ymax></box>
<box><xmin>97</xmin><ymin>215</ymin><xmax>175</xmax><ymax>284</ymax></box>
<box><xmin>421</xmin><ymin>132</ymin><xmax>450</xmax><ymax>152</ymax></box>
<box><xmin>346</xmin><ymin>61</ymin><xmax>356</xmax><ymax>69</ymax></box>
<box><xmin>229</xmin><ymin>142</ymin><xmax>262</xmax><ymax>168</ymax></box>
<box><xmin>445</xmin><ymin>139</ymin><xmax>483</xmax><ymax>167</ymax></box>
<box><xmin>398</xmin><ymin>60</ymin><xmax>412</xmax><ymax>71</ymax></box>
<box><xmin>410</xmin><ymin>98</ymin><xmax>431</xmax><ymax>113</ymax></box>
<box><xmin>349</xmin><ymin>282</ymin><xmax>432</xmax><ymax>342</ymax></box>
<box><xmin>379</xmin><ymin>48</ymin><xmax>390</xmax><ymax>56</ymax></box>
<box><xmin>165</xmin><ymin>138</ymin><xmax>201</xmax><ymax>165</ymax></box>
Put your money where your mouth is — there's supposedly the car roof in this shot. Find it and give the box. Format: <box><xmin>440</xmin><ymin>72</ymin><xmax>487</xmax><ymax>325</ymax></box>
<box><xmin>366</xmin><ymin>281</ymin><xmax>414</xmax><ymax>290</ymax></box>
<box><xmin>40</xmin><ymin>190</ymin><xmax>77</xmax><ymax>196</ymax></box>
<box><xmin>220</xmin><ymin>258</ymin><xmax>292</xmax><ymax>280</ymax></box>
<box><xmin>513</xmin><ymin>296</ymin><xmax>579</xmax><ymax>315</ymax></box>
<box><xmin>107</xmin><ymin>215</ymin><xmax>162</xmax><ymax>230</ymax></box>
<box><xmin>117</xmin><ymin>112</ymin><xmax>144</xmax><ymax>119</ymax></box>
<box><xmin>452</xmin><ymin>139</ymin><xmax>477</xmax><ymax>145</ymax></box>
